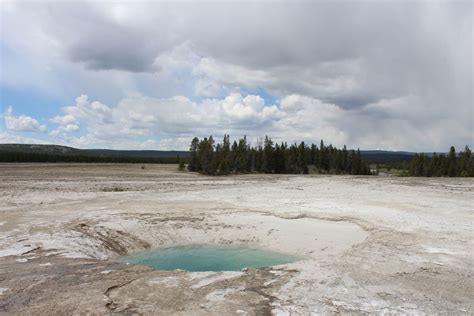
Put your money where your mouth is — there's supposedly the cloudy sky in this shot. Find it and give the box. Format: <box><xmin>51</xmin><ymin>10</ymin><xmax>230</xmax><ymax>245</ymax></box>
<box><xmin>0</xmin><ymin>0</ymin><xmax>472</xmax><ymax>151</ymax></box>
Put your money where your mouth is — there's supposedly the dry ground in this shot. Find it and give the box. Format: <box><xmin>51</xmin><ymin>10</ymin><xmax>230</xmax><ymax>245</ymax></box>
<box><xmin>0</xmin><ymin>164</ymin><xmax>472</xmax><ymax>315</ymax></box>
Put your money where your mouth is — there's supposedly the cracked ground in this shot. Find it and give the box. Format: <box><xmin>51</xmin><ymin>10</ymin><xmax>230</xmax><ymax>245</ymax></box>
<box><xmin>0</xmin><ymin>164</ymin><xmax>472</xmax><ymax>314</ymax></box>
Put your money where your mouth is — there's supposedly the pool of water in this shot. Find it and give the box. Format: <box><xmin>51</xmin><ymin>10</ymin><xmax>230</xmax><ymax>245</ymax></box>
<box><xmin>119</xmin><ymin>244</ymin><xmax>302</xmax><ymax>272</ymax></box>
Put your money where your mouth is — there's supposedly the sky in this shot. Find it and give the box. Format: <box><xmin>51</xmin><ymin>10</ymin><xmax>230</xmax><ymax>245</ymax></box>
<box><xmin>0</xmin><ymin>0</ymin><xmax>472</xmax><ymax>151</ymax></box>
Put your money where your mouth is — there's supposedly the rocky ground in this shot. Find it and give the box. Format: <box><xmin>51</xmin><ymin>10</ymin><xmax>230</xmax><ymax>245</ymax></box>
<box><xmin>0</xmin><ymin>163</ymin><xmax>472</xmax><ymax>315</ymax></box>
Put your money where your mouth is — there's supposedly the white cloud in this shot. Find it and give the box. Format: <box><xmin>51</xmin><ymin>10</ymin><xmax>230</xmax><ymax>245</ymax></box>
<box><xmin>280</xmin><ymin>95</ymin><xmax>307</xmax><ymax>112</ymax></box>
<box><xmin>220</xmin><ymin>93</ymin><xmax>280</xmax><ymax>122</ymax></box>
<box><xmin>0</xmin><ymin>132</ymin><xmax>50</xmax><ymax>145</ymax></box>
<box><xmin>1</xmin><ymin>2</ymin><xmax>472</xmax><ymax>151</ymax></box>
<box><xmin>3</xmin><ymin>90</ymin><xmax>472</xmax><ymax>152</ymax></box>
<box><xmin>40</xmin><ymin>92</ymin><xmax>466</xmax><ymax>151</ymax></box>
<box><xmin>50</xmin><ymin>114</ymin><xmax>78</xmax><ymax>126</ymax></box>
<box><xmin>47</xmin><ymin>93</ymin><xmax>282</xmax><ymax>145</ymax></box>
<box><xmin>4</xmin><ymin>106</ymin><xmax>47</xmax><ymax>133</ymax></box>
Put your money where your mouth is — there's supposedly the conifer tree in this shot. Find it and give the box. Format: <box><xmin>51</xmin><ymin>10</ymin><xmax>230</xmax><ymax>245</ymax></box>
<box><xmin>178</xmin><ymin>156</ymin><xmax>185</xmax><ymax>171</ymax></box>
<box><xmin>447</xmin><ymin>146</ymin><xmax>457</xmax><ymax>177</ymax></box>
<box><xmin>187</xmin><ymin>135</ymin><xmax>376</xmax><ymax>176</ymax></box>
<box><xmin>218</xmin><ymin>134</ymin><xmax>231</xmax><ymax>174</ymax></box>
<box><xmin>188</xmin><ymin>137</ymin><xmax>200</xmax><ymax>171</ymax></box>
<box><xmin>262</xmin><ymin>136</ymin><xmax>274</xmax><ymax>173</ymax></box>
<box><xmin>459</xmin><ymin>146</ymin><xmax>472</xmax><ymax>177</ymax></box>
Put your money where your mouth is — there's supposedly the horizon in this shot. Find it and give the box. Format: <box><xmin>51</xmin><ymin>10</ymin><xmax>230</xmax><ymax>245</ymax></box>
<box><xmin>1</xmin><ymin>1</ymin><xmax>472</xmax><ymax>152</ymax></box>
<box><xmin>0</xmin><ymin>141</ymin><xmax>461</xmax><ymax>155</ymax></box>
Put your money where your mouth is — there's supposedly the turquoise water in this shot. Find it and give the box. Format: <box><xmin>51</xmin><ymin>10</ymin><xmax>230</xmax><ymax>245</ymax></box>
<box><xmin>119</xmin><ymin>244</ymin><xmax>302</xmax><ymax>272</ymax></box>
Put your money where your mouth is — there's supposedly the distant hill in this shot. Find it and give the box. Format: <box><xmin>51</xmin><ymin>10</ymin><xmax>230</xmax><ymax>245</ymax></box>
<box><xmin>0</xmin><ymin>144</ymin><xmax>189</xmax><ymax>158</ymax></box>
<box><xmin>0</xmin><ymin>144</ymin><xmax>189</xmax><ymax>163</ymax></box>
<box><xmin>359</xmin><ymin>150</ymin><xmax>415</xmax><ymax>162</ymax></box>
<box><xmin>0</xmin><ymin>144</ymin><xmax>83</xmax><ymax>155</ymax></box>
<box><xmin>0</xmin><ymin>144</ymin><xmax>423</xmax><ymax>163</ymax></box>
<box><xmin>83</xmin><ymin>149</ymin><xmax>189</xmax><ymax>158</ymax></box>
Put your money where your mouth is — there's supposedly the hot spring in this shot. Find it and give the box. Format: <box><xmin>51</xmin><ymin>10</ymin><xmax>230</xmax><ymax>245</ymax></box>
<box><xmin>119</xmin><ymin>244</ymin><xmax>303</xmax><ymax>272</ymax></box>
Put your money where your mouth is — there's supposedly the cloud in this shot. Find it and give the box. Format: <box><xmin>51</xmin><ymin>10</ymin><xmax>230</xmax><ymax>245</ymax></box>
<box><xmin>48</xmin><ymin>93</ymin><xmax>282</xmax><ymax>145</ymax></box>
<box><xmin>1</xmin><ymin>1</ymin><xmax>472</xmax><ymax>151</ymax></box>
<box><xmin>2</xmin><ymin>89</ymin><xmax>471</xmax><ymax>151</ymax></box>
<box><xmin>68</xmin><ymin>27</ymin><xmax>162</xmax><ymax>73</ymax></box>
<box><xmin>3</xmin><ymin>2</ymin><xmax>471</xmax><ymax>101</ymax></box>
<box><xmin>50</xmin><ymin>114</ymin><xmax>78</xmax><ymax>126</ymax></box>
<box><xmin>49</xmin><ymin>111</ymin><xmax>81</xmax><ymax>138</ymax></box>
<box><xmin>3</xmin><ymin>106</ymin><xmax>47</xmax><ymax>132</ymax></box>
<box><xmin>0</xmin><ymin>132</ymin><xmax>50</xmax><ymax>145</ymax></box>
<box><xmin>37</xmin><ymin>91</ymin><xmax>470</xmax><ymax>152</ymax></box>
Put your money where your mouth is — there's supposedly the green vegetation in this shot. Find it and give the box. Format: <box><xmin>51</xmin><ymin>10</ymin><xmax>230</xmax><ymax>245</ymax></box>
<box><xmin>0</xmin><ymin>151</ymin><xmax>181</xmax><ymax>164</ymax></box>
<box><xmin>187</xmin><ymin>135</ymin><xmax>372</xmax><ymax>175</ymax></box>
<box><xmin>2</xmin><ymin>141</ymin><xmax>471</xmax><ymax>178</ymax></box>
<box><xmin>409</xmin><ymin>146</ymin><xmax>473</xmax><ymax>177</ymax></box>
<box><xmin>178</xmin><ymin>156</ymin><xmax>186</xmax><ymax>171</ymax></box>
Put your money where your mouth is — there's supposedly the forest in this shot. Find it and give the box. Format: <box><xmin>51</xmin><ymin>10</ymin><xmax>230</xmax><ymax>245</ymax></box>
<box><xmin>1</xmin><ymin>139</ymin><xmax>471</xmax><ymax>178</ymax></box>
<box><xmin>408</xmin><ymin>146</ymin><xmax>473</xmax><ymax>177</ymax></box>
<box><xmin>187</xmin><ymin>135</ymin><xmax>372</xmax><ymax>175</ymax></box>
<box><xmin>0</xmin><ymin>151</ymin><xmax>181</xmax><ymax>164</ymax></box>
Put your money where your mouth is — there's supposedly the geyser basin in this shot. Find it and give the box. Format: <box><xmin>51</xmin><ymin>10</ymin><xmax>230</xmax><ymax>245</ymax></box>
<box><xmin>119</xmin><ymin>244</ymin><xmax>303</xmax><ymax>271</ymax></box>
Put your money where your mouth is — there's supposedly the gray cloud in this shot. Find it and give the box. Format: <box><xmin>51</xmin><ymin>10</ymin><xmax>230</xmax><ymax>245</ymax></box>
<box><xmin>69</xmin><ymin>31</ymin><xmax>160</xmax><ymax>73</ymax></box>
<box><xmin>0</xmin><ymin>1</ymin><xmax>472</xmax><ymax>151</ymax></box>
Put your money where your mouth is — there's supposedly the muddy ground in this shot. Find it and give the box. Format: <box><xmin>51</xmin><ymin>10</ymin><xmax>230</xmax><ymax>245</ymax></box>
<box><xmin>0</xmin><ymin>164</ymin><xmax>472</xmax><ymax>315</ymax></box>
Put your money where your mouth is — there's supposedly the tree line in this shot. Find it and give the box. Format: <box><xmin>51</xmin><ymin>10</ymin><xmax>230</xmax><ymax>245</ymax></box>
<box><xmin>3</xmin><ymin>140</ymin><xmax>471</xmax><ymax>178</ymax></box>
<box><xmin>0</xmin><ymin>151</ymin><xmax>182</xmax><ymax>164</ymax></box>
<box><xmin>409</xmin><ymin>146</ymin><xmax>473</xmax><ymax>177</ymax></box>
<box><xmin>187</xmin><ymin>135</ymin><xmax>372</xmax><ymax>175</ymax></box>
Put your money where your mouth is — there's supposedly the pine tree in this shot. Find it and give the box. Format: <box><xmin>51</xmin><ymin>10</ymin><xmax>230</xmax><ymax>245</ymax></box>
<box><xmin>297</xmin><ymin>141</ymin><xmax>308</xmax><ymax>174</ymax></box>
<box><xmin>236</xmin><ymin>136</ymin><xmax>248</xmax><ymax>173</ymax></box>
<box><xmin>459</xmin><ymin>146</ymin><xmax>472</xmax><ymax>177</ymax></box>
<box><xmin>310</xmin><ymin>144</ymin><xmax>317</xmax><ymax>165</ymax></box>
<box><xmin>319</xmin><ymin>140</ymin><xmax>328</xmax><ymax>172</ymax></box>
<box><xmin>178</xmin><ymin>156</ymin><xmax>185</xmax><ymax>171</ymax></box>
<box><xmin>188</xmin><ymin>137</ymin><xmax>200</xmax><ymax>171</ymax></box>
<box><xmin>342</xmin><ymin>145</ymin><xmax>349</xmax><ymax>173</ymax></box>
<box><xmin>187</xmin><ymin>135</ymin><xmax>380</xmax><ymax>177</ymax></box>
<box><xmin>447</xmin><ymin>146</ymin><xmax>457</xmax><ymax>177</ymax></box>
<box><xmin>262</xmin><ymin>136</ymin><xmax>274</xmax><ymax>173</ymax></box>
<box><xmin>218</xmin><ymin>134</ymin><xmax>231</xmax><ymax>174</ymax></box>
<box><xmin>350</xmin><ymin>150</ymin><xmax>357</xmax><ymax>175</ymax></box>
<box><xmin>274</xmin><ymin>143</ymin><xmax>286</xmax><ymax>174</ymax></box>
